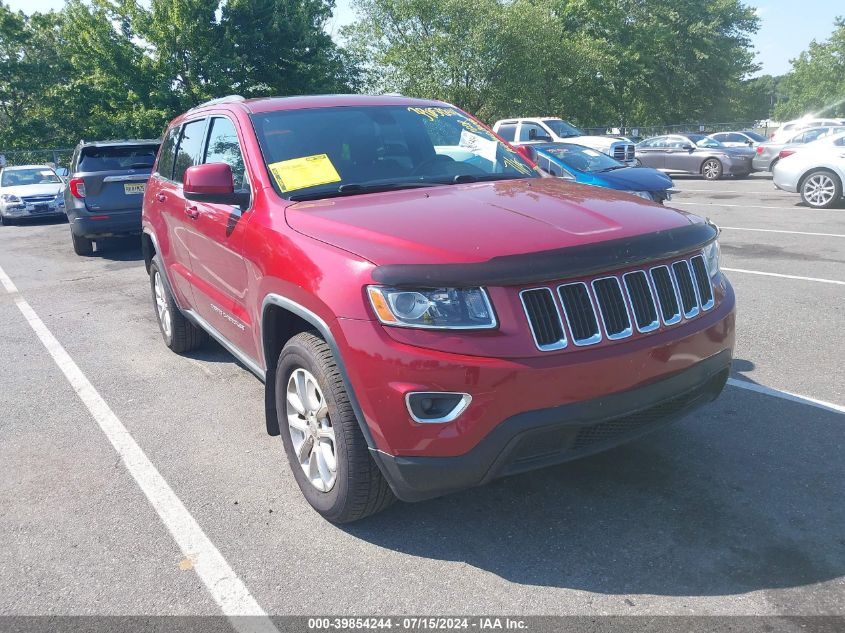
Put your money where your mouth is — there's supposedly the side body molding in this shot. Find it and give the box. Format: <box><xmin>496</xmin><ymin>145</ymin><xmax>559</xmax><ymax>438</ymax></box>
<box><xmin>261</xmin><ymin>294</ymin><xmax>379</xmax><ymax>451</ymax></box>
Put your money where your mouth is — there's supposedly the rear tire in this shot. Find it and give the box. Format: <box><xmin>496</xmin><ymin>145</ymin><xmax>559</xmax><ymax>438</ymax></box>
<box><xmin>701</xmin><ymin>159</ymin><xmax>723</xmax><ymax>181</ymax></box>
<box><xmin>276</xmin><ymin>331</ymin><xmax>395</xmax><ymax>523</ymax></box>
<box><xmin>149</xmin><ymin>258</ymin><xmax>206</xmax><ymax>353</ymax></box>
<box><xmin>800</xmin><ymin>169</ymin><xmax>842</xmax><ymax>209</ymax></box>
<box><xmin>71</xmin><ymin>232</ymin><xmax>94</xmax><ymax>256</ymax></box>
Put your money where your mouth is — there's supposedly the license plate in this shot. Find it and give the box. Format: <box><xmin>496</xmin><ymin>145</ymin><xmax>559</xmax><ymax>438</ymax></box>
<box><xmin>32</xmin><ymin>204</ymin><xmax>49</xmax><ymax>213</ymax></box>
<box><xmin>124</xmin><ymin>183</ymin><xmax>145</xmax><ymax>194</ymax></box>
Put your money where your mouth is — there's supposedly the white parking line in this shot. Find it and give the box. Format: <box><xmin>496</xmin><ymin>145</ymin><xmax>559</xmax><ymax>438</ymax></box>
<box><xmin>722</xmin><ymin>267</ymin><xmax>845</xmax><ymax>285</ymax></box>
<box><xmin>727</xmin><ymin>378</ymin><xmax>844</xmax><ymax>415</ymax></box>
<box><xmin>720</xmin><ymin>226</ymin><xmax>845</xmax><ymax>239</ymax></box>
<box><xmin>0</xmin><ymin>264</ymin><xmax>278</xmax><ymax>633</ymax></box>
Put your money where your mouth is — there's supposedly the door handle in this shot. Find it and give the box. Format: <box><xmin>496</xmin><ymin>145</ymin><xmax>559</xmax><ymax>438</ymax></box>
<box><xmin>155</xmin><ymin>193</ymin><xmax>167</xmax><ymax>203</ymax></box>
<box><xmin>185</xmin><ymin>205</ymin><xmax>200</xmax><ymax>219</ymax></box>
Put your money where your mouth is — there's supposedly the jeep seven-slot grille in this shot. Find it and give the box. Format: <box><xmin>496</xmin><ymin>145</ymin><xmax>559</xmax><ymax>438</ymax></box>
<box><xmin>520</xmin><ymin>252</ymin><xmax>716</xmax><ymax>351</ymax></box>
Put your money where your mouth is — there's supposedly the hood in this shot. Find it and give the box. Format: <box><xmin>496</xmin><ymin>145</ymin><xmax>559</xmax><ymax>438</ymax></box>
<box><xmin>285</xmin><ymin>179</ymin><xmax>702</xmax><ymax>267</ymax></box>
<box><xmin>592</xmin><ymin>167</ymin><xmax>674</xmax><ymax>191</ymax></box>
<box><xmin>1</xmin><ymin>183</ymin><xmax>63</xmax><ymax>198</ymax></box>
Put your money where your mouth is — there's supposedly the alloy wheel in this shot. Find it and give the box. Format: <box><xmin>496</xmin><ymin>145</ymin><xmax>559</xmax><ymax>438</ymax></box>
<box><xmin>286</xmin><ymin>368</ymin><xmax>337</xmax><ymax>492</ymax></box>
<box><xmin>803</xmin><ymin>173</ymin><xmax>836</xmax><ymax>207</ymax></box>
<box><xmin>702</xmin><ymin>160</ymin><xmax>721</xmax><ymax>180</ymax></box>
<box><xmin>153</xmin><ymin>271</ymin><xmax>171</xmax><ymax>339</ymax></box>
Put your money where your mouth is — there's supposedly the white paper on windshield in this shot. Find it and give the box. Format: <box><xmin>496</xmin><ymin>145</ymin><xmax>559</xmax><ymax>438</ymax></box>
<box><xmin>459</xmin><ymin>130</ymin><xmax>498</xmax><ymax>163</ymax></box>
<box><xmin>581</xmin><ymin>149</ymin><xmax>602</xmax><ymax>157</ymax></box>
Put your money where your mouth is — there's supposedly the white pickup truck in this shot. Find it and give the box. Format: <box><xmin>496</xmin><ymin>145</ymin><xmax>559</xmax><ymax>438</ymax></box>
<box><xmin>492</xmin><ymin>117</ymin><xmax>636</xmax><ymax>165</ymax></box>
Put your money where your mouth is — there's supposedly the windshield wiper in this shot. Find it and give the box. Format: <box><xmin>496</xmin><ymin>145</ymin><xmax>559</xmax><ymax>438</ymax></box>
<box><xmin>599</xmin><ymin>165</ymin><xmax>627</xmax><ymax>172</ymax></box>
<box><xmin>450</xmin><ymin>173</ymin><xmax>521</xmax><ymax>184</ymax></box>
<box><xmin>288</xmin><ymin>181</ymin><xmax>439</xmax><ymax>202</ymax></box>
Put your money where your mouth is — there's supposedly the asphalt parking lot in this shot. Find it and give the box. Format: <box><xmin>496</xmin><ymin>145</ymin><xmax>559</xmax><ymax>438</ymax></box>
<box><xmin>1</xmin><ymin>173</ymin><xmax>843</xmax><ymax>620</ymax></box>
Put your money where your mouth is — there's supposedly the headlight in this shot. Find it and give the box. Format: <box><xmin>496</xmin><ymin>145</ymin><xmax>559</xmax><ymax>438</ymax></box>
<box><xmin>367</xmin><ymin>286</ymin><xmax>497</xmax><ymax>329</ymax></box>
<box><xmin>624</xmin><ymin>190</ymin><xmax>653</xmax><ymax>201</ymax></box>
<box><xmin>702</xmin><ymin>240</ymin><xmax>721</xmax><ymax>279</ymax></box>
<box><xmin>1</xmin><ymin>194</ymin><xmax>22</xmax><ymax>204</ymax></box>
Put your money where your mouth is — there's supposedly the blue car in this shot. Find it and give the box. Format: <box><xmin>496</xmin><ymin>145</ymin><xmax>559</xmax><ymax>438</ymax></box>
<box><xmin>526</xmin><ymin>142</ymin><xmax>674</xmax><ymax>203</ymax></box>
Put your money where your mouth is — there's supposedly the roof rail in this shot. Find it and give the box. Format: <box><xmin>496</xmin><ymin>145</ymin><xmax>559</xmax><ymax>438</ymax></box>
<box><xmin>189</xmin><ymin>95</ymin><xmax>246</xmax><ymax>111</ymax></box>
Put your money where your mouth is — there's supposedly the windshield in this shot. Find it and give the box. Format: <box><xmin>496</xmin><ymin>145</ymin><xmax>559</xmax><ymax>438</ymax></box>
<box><xmin>541</xmin><ymin>119</ymin><xmax>582</xmax><ymax>138</ymax></box>
<box><xmin>689</xmin><ymin>135</ymin><xmax>722</xmax><ymax>148</ymax></box>
<box><xmin>78</xmin><ymin>144</ymin><xmax>160</xmax><ymax>172</ymax></box>
<box><xmin>539</xmin><ymin>144</ymin><xmax>622</xmax><ymax>173</ymax></box>
<box><xmin>1</xmin><ymin>168</ymin><xmax>61</xmax><ymax>187</ymax></box>
<box><xmin>250</xmin><ymin>105</ymin><xmax>538</xmax><ymax>200</ymax></box>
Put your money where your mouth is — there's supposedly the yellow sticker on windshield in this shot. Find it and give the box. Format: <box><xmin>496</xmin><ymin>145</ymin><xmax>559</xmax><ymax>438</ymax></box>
<box><xmin>268</xmin><ymin>154</ymin><xmax>341</xmax><ymax>192</ymax></box>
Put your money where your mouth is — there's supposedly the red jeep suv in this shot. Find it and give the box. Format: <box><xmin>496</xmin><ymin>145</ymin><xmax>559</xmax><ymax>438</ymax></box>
<box><xmin>141</xmin><ymin>95</ymin><xmax>735</xmax><ymax>523</ymax></box>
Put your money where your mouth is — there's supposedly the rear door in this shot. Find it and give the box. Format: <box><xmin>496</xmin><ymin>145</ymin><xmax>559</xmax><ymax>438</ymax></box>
<box><xmin>183</xmin><ymin>115</ymin><xmax>258</xmax><ymax>361</ymax></box>
<box><xmin>76</xmin><ymin>144</ymin><xmax>160</xmax><ymax>213</ymax></box>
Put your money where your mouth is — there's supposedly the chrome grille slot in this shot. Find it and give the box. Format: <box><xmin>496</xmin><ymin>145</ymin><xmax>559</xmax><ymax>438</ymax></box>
<box><xmin>592</xmin><ymin>277</ymin><xmax>632</xmax><ymax>339</ymax></box>
<box><xmin>690</xmin><ymin>256</ymin><xmax>714</xmax><ymax>310</ymax></box>
<box><xmin>558</xmin><ymin>283</ymin><xmax>602</xmax><ymax>345</ymax></box>
<box><xmin>612</xmin><ymin>145</ymin><xmax>626</xmax><ymax>161</ymax></box>
<box><xmin>520</xmin><ymin>288</ymin><xmax>566</xmax><ymax>351</ymax></box>
<box><xmin>672</xmin><ymin>260</ymin><xmax>699</xmax><ymax>318</ymax></box>
<box><xmin>21</xmin><ymin>195</ymin><xmax>55</xmax><ymax>202</ymax></box>
<box><xmin>650</xmin><ymin>266</ymin><xmax>681</xmax><ymax>325</ymax></box>
<box><xmin>623</xmin><ymin>271</ymin><xmax>659</xmax><ymax>332</ymax></box>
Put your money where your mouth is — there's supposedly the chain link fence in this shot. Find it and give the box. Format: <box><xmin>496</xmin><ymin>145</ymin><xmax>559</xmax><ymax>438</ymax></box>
<box><xmin>579</xmin><ymin>122</ymin><xmax>773</xmax><ymax>140</ymax></box>
<box><xmin>0</xmin><ymin>148</ymin><xmax>74</xmax><ymax>170</ymax></box>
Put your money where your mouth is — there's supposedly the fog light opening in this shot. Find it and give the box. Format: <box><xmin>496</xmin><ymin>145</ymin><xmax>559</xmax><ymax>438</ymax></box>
<box><xmin>405</xmin><ymin>392</ymin><xmax>472</xmax><ymax>424</ymax></box>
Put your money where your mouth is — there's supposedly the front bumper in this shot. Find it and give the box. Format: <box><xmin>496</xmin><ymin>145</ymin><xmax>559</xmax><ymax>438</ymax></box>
<box><xmin>373</xmin><ymin>349</ymin><xmax>731</xmax><ymax>501</ymax></box>
<box><xmin>336</xmin><ymin>275</ymin><xmax>734</xmax><ymax>469</ymax></box>
<box><xmin>726</xmin><ymin>160</ymin><xmax>753</xmax><ymax>175</ymax></box>
<box><xmin>1</xmin><ymin>202</ymin><xmax>65</xmax><ymax>219</ymax></box>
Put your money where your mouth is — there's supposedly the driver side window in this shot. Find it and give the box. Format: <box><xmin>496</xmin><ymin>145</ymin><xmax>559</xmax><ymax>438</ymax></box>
<box><xmin>518</xmin><ymin>123</ymin><xmax>546</xmax><ymax>142</ymax></box>
<box><xmin>204</xmin><ymin>117</ymin><xmax>248</xmax><ymax>192</ymax></box>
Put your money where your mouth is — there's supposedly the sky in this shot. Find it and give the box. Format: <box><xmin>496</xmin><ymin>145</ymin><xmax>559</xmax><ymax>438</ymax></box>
<box><xmin>5</xmin><ymin>0</ymin><xmax>843</xmax><ymax>78</ymax></box>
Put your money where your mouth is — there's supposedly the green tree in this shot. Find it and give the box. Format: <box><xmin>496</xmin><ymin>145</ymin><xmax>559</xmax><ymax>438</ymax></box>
<box><xmin>774</xmin><ymin>19</ymin><xmax>845</xmax><ymax>120</ymax></box>
<box><xmin>345</xmin><ymin>0</ymin><xmax>760</xmax><ymax>126</ymax></box>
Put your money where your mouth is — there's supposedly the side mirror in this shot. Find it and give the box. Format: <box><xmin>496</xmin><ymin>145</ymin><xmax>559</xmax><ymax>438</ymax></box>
<box><xmin>527</xmin><ymin>129</ymin><xmax>552</xmax><ymax>142</ymax></box>
<box><xmin>184</xmin><ymin>163</ymin><xmax>249</xmax><ymax>206</ymax></box>
<box><xmin>683</xmin><ymin>144</ymin><xmax>695</xmax><ymax>151</ymax></box>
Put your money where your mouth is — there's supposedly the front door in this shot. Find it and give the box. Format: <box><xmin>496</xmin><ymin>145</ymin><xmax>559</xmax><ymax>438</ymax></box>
<box><xmin>183</xmin><ymin>116</ymin><xmax>258</xmax><ymax>363</ymax></box>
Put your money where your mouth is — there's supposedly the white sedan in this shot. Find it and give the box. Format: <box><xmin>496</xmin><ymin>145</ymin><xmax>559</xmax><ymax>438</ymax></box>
<box><xmin>0</xmin><ymin>164</ymin><xmax>66</xmax><ymax>224</ymax></box>
<box><xmin>773</xmin><ymin>145</ymin><xmax>845</xmax><ymax>209</ymax></box>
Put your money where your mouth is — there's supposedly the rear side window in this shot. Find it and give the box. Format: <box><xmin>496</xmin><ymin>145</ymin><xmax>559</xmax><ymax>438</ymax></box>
<box><xmin>77</xmin><ymin>145</ymin><xmax>160</xmax><ymax>172</ymax></box>
<box><xmin>156</xmin><ymin>126</ymin><xmax>180</xmax><ymax>180</ymax></box>
<box><xmin>173</xmin><ymin>119</ymin><xmax>207</xmax><ymax>184</ymax></box>
<box><xmin>497</xmin><ymin>124</ymin><xmax>517</xmax><ymax>142</ymax></box>
<box><xmin>204</xmin><ymin>117</ymin><xmax>247</xmax><ymax>191</ymax></box>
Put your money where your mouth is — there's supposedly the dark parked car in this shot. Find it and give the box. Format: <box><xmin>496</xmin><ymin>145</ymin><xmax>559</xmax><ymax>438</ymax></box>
<box><xmin>64</xmin><ymin>139</ymin><xmax>161</xmax><ymax>255</ymax></box>
<box><xmin>636</xmin><ymin>134</ymin><xmax>755</xmax><ymax>180</ymax></box>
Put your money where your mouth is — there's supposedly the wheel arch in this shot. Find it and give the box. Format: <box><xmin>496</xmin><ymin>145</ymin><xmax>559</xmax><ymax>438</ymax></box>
<box><xmin>260</xmin><ymin>294</ymin><xmax>377</xmax><ymax>452</ymax></box>
<box><xmin>798</xmin><ymin>166</ymin><xmax>842</xmax><ymax>192</ymax></box>
<box><xmin>141</xmin><ymin>230</ymin><xmax>156</xmax><ymax>273</ymax></box>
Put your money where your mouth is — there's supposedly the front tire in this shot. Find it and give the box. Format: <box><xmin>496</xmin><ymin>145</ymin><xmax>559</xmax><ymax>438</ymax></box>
<box><xmin>71</xmin><ymin>232</ymin><xmax>94</xmax><ymax>256</ymax></box>
<box><xmin>701</xmin><ymin>159</ymin><xmax>723</xmax><ymax>181</ymax></box>
<box><xmin>149</xmin><ymin>258</ymin><xmax>206</xmax><ymax>353</ymax></box>
<box><xmin>276</xmin><ymin>331</ymin><xmax>394</xmax><ymax>523</ymax></box>
<box><xmin>800</xmin><ymin>170</ymin><xmax>842</xmax><ymax>209</ymax></box>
